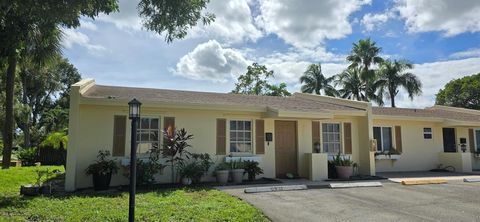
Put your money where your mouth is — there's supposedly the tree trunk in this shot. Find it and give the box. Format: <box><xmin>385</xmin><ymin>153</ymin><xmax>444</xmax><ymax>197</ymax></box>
<box><xmin>21</xmin><ymin>71</ymin><xmax>31</xmax><ymax>148</ymax></box>
<box><xmin>390</xmin><ymin>93</ymin><xmax>396</xmax><ymax>108</ymax></box>
<box><xmin>2</xmin><ymin>54</ymin><xmax>17</xmax><ymax>169</ymax></box>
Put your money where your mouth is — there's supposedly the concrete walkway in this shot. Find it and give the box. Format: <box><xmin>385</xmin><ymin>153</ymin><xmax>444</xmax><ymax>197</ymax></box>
<box><xmin>377</xmin><ymin>171</ymin><xmax>480</xmax><ymax>183</ymax></box>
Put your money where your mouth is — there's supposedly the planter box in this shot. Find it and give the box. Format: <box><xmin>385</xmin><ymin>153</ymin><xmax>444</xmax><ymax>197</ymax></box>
<box><xmin>375</xmin><ymin>154</ymin><xmax>401</xmax><ymax>160</ymax></box>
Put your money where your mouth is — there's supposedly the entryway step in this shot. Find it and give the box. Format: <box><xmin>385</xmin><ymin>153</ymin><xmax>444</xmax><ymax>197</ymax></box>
<box><xmin>329</xmin><ymin>182</ymin><xmax>383</xmax><ymax>189</ymax></box>
<box><xmin>244</xmin><ymin>185</ymin><xmax>308</xmax><ymax>193</ymax></box>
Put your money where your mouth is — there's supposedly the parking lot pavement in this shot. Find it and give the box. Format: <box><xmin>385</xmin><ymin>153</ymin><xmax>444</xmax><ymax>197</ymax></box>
<box><xmin>223</xmin><ymin>181</ymin><xmax>480</xmax><ymax>222</ymax></box>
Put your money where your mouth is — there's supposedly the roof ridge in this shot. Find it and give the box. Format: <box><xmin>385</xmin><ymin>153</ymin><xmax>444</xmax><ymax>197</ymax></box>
<box><xmin>293</xmin><ymin>93</ymin><xmax>369</xmax><ymax>110</ymax></box>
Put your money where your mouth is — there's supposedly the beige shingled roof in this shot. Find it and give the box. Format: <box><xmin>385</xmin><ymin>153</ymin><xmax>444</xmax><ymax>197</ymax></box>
<box><xmin>82</xmin><ymin>85</ymin><xmax>365</xmax><ymax>113</ymax></box>
<box><xmin>372</xmin><ymin>106</ymin><xmax>480</xmax><ymax>122</ymax></box>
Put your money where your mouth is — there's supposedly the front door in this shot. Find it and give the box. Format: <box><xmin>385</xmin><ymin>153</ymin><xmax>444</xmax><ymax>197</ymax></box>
<box><xmin>443</xmin><ymin>128</ymin><xmax>456</xmax><ymax>152</ymax></box>
<box><xmin>275</xmin><ymin>121</ymin><xmax>297</xmax><ymax>178</ymax></box>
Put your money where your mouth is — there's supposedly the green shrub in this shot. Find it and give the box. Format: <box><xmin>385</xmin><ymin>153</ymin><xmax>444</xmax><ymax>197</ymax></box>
<box><xmin>85</xmin><ymin>150</ymin><xmax>119</xmax><ymax>176</ymax></box>
<box><xmin>243</xmin><ymin>160</ymin><xmax>263</xmax><ymax>181</ymax></box>
<box><xmin>17</xmin><ymin>147</ymin><xmax>38</xmax><ymax>166</ymax></box>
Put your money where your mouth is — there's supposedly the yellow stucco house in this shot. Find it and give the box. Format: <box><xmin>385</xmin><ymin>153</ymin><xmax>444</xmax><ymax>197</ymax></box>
<box><xmin>65</xmin><ymin>79</ymin><xmax>480</xmax><ymax>191</ymax></box>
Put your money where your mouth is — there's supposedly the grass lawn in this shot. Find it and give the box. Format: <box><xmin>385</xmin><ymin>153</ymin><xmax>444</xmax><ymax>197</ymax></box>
<box><xmin>0</xmin><ymin>166</ymin><xmax>268</xmax><ymax>222</ymax></box>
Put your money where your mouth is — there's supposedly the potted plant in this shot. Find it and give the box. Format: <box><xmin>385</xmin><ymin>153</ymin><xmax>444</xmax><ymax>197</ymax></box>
<box><xmin>215</xmin><ymin>162</ymin><xmax>230</xmax><ymax>185</ymax></box>
<box><xmin>243</xmin><ymin>160</ymin><xmax>263</xmax><ymax>181</ymax></box>
<box><xmin>85</xmin><ymin>150</ymin><xmax>119</xmax><ymax>191</ymax></box>
<box><xmin>178</xmin><ymin>161</ymin><xmax>203</xmax><ymax>185</ymax></box>
<box><xmin>331</xmin><ymin>152</ymin><xmax>354</xmax><ymax>179</ymax></box>
<box><xmin>229</xmin><ymin>160</ymin><xmax>245</xmax><ymax>184</ymax></box>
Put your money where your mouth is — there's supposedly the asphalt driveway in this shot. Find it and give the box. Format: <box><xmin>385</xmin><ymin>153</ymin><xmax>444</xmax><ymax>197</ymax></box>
<box><xmin>223</xmin><ymin>181</ymin><xmax>480</xmax><ymax>222</ymax></box>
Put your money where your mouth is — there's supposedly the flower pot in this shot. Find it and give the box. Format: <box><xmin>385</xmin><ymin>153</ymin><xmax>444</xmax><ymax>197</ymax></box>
<box><xmin>335</xmin><ymin>166</ymin><xmax>353</xmax><ymax>179</ymax></box>
<box><xmin>20</xmin><ymin>184</ymin><xmax>41</xmax><ymax>196</ymax></box>
<box><xmin>231</xmin><ymin>169</ymin><xmax>245</xmax><ymax>184</ymax></box>
<box><xmin>216</xmin><ymin>170</ymin><xmax>229</xmax><ymax>185</ymax></box>
<box><xmin>181</xmin><ymin>177</ymin><xmax>192</xmax><ymax>185</ymax></box>
<box><xmin>92</xmin><ymin>172</ymin><xmax>112</xmax><ymax>191</ymax></box>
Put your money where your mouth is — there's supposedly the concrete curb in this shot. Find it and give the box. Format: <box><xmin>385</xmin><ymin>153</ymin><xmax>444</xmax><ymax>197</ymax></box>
<box><xmin>244</xmin><ymin>185</ymin><xmax>308</xmax><ymax>193</ymax></box>
<box><xmin>401</xmin><ymin>179</ymin><xmax>447</xmax><ymax>185</ymax></box>
<box><xmin>464</xmin><ymin>178</ymin><xmax>480</xmax><ymax>182</ymax></box>
<box><xmin>329</xmin><ymin>182</ymin><xmax>383</xmax><ymax>189</ymax></box>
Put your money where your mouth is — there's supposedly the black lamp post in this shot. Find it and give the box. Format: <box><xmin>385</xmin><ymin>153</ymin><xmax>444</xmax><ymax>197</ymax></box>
<box><xmin>128</xmin><ymin>98</ymin><xmax>141</xmax><ymax>222</ymax></box>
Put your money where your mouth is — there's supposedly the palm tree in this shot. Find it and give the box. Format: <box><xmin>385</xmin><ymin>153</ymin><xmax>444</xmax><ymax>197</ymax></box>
<box><xmin>335</xmin><ymin>68</ymin><xmax>367</xmax><ymax>101</ymax></box>
<box><xmin>377</xmin><ymin>60</ymin><xmax>422</xmax><ymax>107</ymax></box>
<box><xmin>346</xmin><ymin>38</ymin><xmax>384</xmax><ymax>73</ymax></box>
<box><xmin>299</xmin><ymin>63</ymin><xmax>338</xmax><ymax>96</ymax></box>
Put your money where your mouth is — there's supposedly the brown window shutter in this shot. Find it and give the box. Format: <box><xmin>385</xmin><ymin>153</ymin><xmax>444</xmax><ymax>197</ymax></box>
<box><xmin>343</xmin><ymin>122</ymin><xmax>352</xmax><ymax>154</ymax></box>
<box><xmin>216</xmin><ymin>119</ymin><xmax>226</xmax><ymax>155</ymax></box>
<box><xmin>112</xmin><ymin>115</ymin><xmax>127</xmax><ymax>156</ymax></box>
<box><xmin>395</xmin><ymin>126</ymin><xmax>402</xmax><ymax>153</ymax></box>
<box><xmin>469</xmin><ymin>129</ymin><xmax>475</xmax><ymax>153</ymax></box>
<box><xmin>312</xmin><ymin>121</ymin><xmax>320</xmax><ymax>152</ymax></box>
<box><xmin>255</xmin><ymin>120</ymin><xmax>265</xmax><ymax>154</ymax></box>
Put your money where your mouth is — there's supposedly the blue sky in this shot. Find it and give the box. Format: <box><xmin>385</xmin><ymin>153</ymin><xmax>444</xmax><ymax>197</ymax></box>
<box><xmin>62</xmin><ymin>0</ymin><xmax>480</xmax><ymax>108</ymax></box>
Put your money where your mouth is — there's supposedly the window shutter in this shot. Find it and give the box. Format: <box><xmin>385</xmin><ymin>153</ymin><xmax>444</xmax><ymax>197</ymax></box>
<box><xmin>343</xmin><ymin>122</ymin><xmax>352</xmax><ymax>154</ymax></box>
<box><xmin>469</xmin><ymin>129</ymin><xmax>475</xmax><ymax>153</ymax></box>
<box><xmin>312</xmin><ymin>121</ymin><xmax>320</xmax><ymax>152</ymax></box>
<box><xmin>255</xmin><ymin>120</ymin><xmax>265</xmax><ymax>154</ymax></box>
<box><xmin>216</xmin><ymin>119</ymin><xmax>226</xmax><ymax>155</ymax></box>
<box><xmin>112</xmin><ymin>115</ymin><xmax>126</xmax><ymax>156</ymax></box>
<box><xmin>395</xmin><ymin>126</ymin><xmax>402</xmax><ymax>153</ymax></box>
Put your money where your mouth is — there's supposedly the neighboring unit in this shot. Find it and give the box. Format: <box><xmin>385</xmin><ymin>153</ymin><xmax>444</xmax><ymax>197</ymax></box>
<box><xmin>65</xmin><ymin>79</ymin><xmax>480</xmax><ymax>191</ymax></box>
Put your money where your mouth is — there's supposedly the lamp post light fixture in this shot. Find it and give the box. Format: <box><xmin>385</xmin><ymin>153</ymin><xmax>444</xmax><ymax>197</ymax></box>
<box><xmin>128</xmin><ymin>98</ymin><xmax>141</xmax><ymax>222</ymax></box>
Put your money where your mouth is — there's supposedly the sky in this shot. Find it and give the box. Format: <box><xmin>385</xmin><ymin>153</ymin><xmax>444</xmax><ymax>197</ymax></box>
<box><xmin>62</xmin><ymin>0</ymin><xmax>480</xmax><ymax>108</ymax></box>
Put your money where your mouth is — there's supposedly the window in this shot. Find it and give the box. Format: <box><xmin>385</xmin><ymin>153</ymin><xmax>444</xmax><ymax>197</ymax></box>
<box><xmin>230</xmin><ymin>120</ymin><xmax>252</xmax><ymax>153</ymax></box>
<box><xmin>374</xmin><ymin>126</ymin><xmax>392</xmax><ymax>152</ymax></box>
<box><xmin>475</xmin><ymin>129</ymin><xmax>480</xmax><ymax>152</ymax></box>
<box><xmin>423</xmin><ymin>128</ymin><xmax>432</xmax><ymax>139</ymax></box>
<box><xmin>137</xmin><ymin>118</ymin><xmax>159</xmax><ymax>153</ymax></box>
<box><xmin>322</xmin><ymin>123</ymin><xmax>341</xmax><ymax>154</ymax></box>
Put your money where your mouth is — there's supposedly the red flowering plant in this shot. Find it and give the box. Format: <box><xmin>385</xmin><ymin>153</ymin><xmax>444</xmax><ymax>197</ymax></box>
<box><xmin>162</xmin><ymin>127</ymin><xmax>193</xmax><ymax>183</ymax></box>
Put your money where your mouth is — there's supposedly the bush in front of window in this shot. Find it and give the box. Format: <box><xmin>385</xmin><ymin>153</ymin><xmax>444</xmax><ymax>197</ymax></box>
<box><xmin>162</xmin><ymin>128</ymin><xmax>194</xmax><ymax>183</ymax></box>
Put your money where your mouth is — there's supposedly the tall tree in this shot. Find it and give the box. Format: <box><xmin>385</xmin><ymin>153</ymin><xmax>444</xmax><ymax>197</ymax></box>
<box><xmin>436</xmin><ymin>73</ymin><xmax>480</xmax><ymax>109</ymax></box>
<box><xmin>336</xmin><ymin>68</ymin><xmax>367</xmax><ymax>101</ymax></box>
<box><xmin>1</xmin><ymin>0</ymin><xmax>214</xmax><ymax>168</ymax></box>
<box><xmin>232</xmin><ymin>63</ymin><xmax>291</xmax><ymax>97</ymax></box>
<box><xmin>345</xmin><ymin>38</ymin><xmax>384</xmax><ymax>104</ymax></box>
<box><xmin>377</xmin><ymin>60</ymin><xmax>422</xmax><ymax>107</ymax></box>
<box><xmin>299</xmin><ymin>63</ymin><xmax>338</xmax><ymax>96</ymax></box>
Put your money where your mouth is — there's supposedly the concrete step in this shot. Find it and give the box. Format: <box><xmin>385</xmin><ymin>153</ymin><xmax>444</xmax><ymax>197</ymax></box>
<box><xmin>244</xmin><ymin>185</ymin><xmax>308</xmax><ymax>193</ymax></box>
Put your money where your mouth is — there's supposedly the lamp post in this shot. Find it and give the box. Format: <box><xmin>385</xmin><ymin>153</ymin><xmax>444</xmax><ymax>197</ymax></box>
<box><xmin>128</xmin><ymin>98</ymin><xmax>141</xmax><ymax>222</ymax></box>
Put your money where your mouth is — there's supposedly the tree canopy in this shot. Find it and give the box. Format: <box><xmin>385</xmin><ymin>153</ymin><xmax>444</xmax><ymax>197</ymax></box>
<box><xmin>436</xmin><ymin>73</ymin><xmax>480</xmax><ymax>109</ymax></box>
<box><xmin>300</xmin><ymin>63</ymin><xmax>338</xmax><ymax>97</ymax></box>
<box><xmin>232</xmin><ymin>63</ymin><xmax>291</xmax><ymax>97</ymax></box>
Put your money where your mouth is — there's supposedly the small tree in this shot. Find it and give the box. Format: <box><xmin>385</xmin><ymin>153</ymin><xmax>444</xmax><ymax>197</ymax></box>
<box><xmin>436</xmin><ymin>73</ymin><xmax>480</xmax><ymax>109</ymax></box>
<box><xmin>162</xmin><ymin>128</ymin><xmax>193</xmax><ymax>183</ymax></box>
<box><xmin>232</xmin><ymin>63</ymin><xmax>291</xmax><ymax>97</ymax></box>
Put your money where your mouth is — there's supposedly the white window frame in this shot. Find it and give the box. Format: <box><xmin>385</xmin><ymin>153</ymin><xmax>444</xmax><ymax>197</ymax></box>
<box><xmin>474</xmin><ymin>129</ymin><xmax>480</xmax><ymax>153</ymax></box>
<box><xmin>373</xmin><ymin>126</ymin><xmax>394</xmax><ymax>152</ymax></box>
<box><xmin>423</xmin><ymin>127</ymin><xmax>433</xmax><ymax>139</ymax></box>
<box><xmin>136</xmin><ymin>116</ymin><xmax>160</xmax><ymax>154</ymax></box>
<box><xmin>320</xmin><ymin>122</ymin><xmax>343</xmax><ymax>154</ymax></box>
<box><xmin>228</xmin><ymin>119</ymin><xmax>253</xmax><ymax>154</ymax></box>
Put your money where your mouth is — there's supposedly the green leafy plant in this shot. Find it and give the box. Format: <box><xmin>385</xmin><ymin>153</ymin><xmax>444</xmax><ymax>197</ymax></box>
<box><xmin>215</xmin><ymin>162</ymin><xmax>230</xmax><ymax>171</ymax></box>
<box><xmin>34</xmin><ymin>166</ymin><xmax>61</xmax><ymax>187</ymax></box>
<box><xmin>190</xmin><ymin>153</ymin><xmax>214</xmax><ymax>183</ymax></box>
<box><xmin>124</xmin><ymin>143</ymin><xmax>166</xmax><ymax>185</ymax></box>
<box><xmin>177</xmin><ymin>162</ymin><xmax>204</xmax><ymax>182</ymax></box>
<box><xmin>17</xmin><ymin>147</ymin><xmax>38</xmax><ymax>166</ymax></box>
<box><xmin>243</xmin><ymin>160</ymin><xmax>263</xmax><ymax>181</ymax></box>
<box><xmin>41</xmin><ymin>130</ymin><xmax>68</xmax><ymax>150</ymax></box>
<box><xmin>330</xmin><ymin>152</ymin><xmax>354</xmax><ymax>167</ymax></box>
<box><xmin>162</xmin><ymin>128</ymin><xmax>194</xmax><ymax>183</ymax></box>
<box><xmin>85</xmin><ymin>150</ymin><xmax>118</xmax><ymax>176</ymax></box>
<box><xmin>229</xmin><ymin>160</ymin><xmax>245</xmax><ymax>170</ymax></box>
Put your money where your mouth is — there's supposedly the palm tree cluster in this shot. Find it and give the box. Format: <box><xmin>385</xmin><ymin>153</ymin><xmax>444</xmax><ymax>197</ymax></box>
<box><xmin>299</xmin><ymin>38</ymin><xmax>422</xmax><ymax>107</ymax></box>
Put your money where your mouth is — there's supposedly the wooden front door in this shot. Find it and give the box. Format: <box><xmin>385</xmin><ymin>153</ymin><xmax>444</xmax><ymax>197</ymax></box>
<box><xmin>275</xmin><ymin>121</ymin><xmax>297</xmax><ymax>178</ymax></box>
<box><xmin>443</xmin><ymin>128</ymin><xmax>456</xmax><ymax>152</ymax></box>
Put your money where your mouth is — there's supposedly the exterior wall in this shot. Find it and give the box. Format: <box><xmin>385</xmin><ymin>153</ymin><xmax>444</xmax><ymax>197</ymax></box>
<box><xmin>438</xmin><ymin>152</ymin><xmax>472</xmax><ymax>173</ymax></box>
<box><xmin>374</xmin><ymin>119</ymin><xmax>444</xmax><ymax>172</ymax></box>
<box><xmin>305</xmin><ymin>153</ymin><xmax>328</xmax><ymax>180</ymax></box>
<box><xmin>66</xmin><ymin>101</ymin><xmax>369</xmax><ymax>190</ymax></box>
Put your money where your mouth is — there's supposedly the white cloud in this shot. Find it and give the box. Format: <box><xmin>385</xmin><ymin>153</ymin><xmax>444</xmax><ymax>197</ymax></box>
<box><xmin>396</xmin><ymin>0</ymin><xmax>480</xmax><ymax>36</ymax></box>
<box><xmin>361</xmin><ymin>13</ymin><xmax>389</xmax><ymax>32</ymax></box>
<box><xmin>173</xmin><ymin>40</ymin><xmax>250</xmax><ymax>82</ymax></box>
<box><xmin>255</xmin><ymin>0</ymin><xmax>371</xmax><ymax>48</ymax></box>
<box><xmin>450</xmin><ymin>48</ymin><xmax>480</xmax><ymax>59</ymax></box>
<box><xmin>395</xmin><ymin>57</ymin><xmax>480</xmax><ymax>108</ymax></box>
<box><xmin>190</xmin><ymin>0</ymin><xmax>262</xmax><ymax>44</ymax></box>
<box><xmin>80</xmin><ymin>20</ymin><xmax>98</xmax><ymax>31</ymax></box>
<box><xmin>61</xmin><ymin>29</ymin><xmax>105</xmax><ymax>54</ymax></box>
<box><xmin>97</xmin><ymin>0</ymin><xmax>142</xmax><ymax>31</ymax></box>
